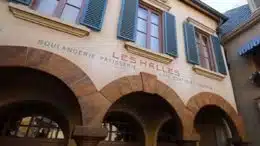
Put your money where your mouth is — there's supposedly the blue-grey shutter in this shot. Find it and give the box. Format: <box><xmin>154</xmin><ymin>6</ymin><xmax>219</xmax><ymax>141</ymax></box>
<box><xmin>80</xmin><ymin>0</ymin><xmax>108</xmax><ymax>31</ymax></box>
<box><xmin>211</xmin><ymin>35</ymin><xmax>227</xmax><ymax>75</ymax></box>
<box><xmin>163</xmin><ymin>12</ymin><xmax>178</xmax><ymax>57</ymax></box>
<box><xmin>117</xmin><ymin>0</ymin><xmax>139</xmax><ymax>41</ymax></box>
<box><xmin>183</xmin><ymin>22</ymin><xmax>199</xmax><ymax>65</ymax></box>
<box><xmin>10</xmin><ymin>0</ymin><xmax>31</xmax><ymax>5</ymax></box>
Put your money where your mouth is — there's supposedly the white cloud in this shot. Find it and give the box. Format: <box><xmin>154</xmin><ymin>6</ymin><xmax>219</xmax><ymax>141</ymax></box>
<box><xmin>201</xmin><ymin>0</ymin><xmax>248</xmax><ymax>13</ymax></box>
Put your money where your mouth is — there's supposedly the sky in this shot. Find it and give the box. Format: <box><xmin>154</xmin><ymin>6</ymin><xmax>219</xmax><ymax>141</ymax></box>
<box><xmin>201</xmin><ymin>0</ymin><xmax>248</xmax><ymax>13</ymax></box>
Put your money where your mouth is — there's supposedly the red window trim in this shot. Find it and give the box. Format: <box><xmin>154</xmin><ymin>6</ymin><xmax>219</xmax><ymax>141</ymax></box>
<box><xmin>30</xmin><ymin>0</ymin><xmax>85</xmax><ymax>24</ymax></box>
<box><xmin>138</xmin><ymin>2</ymin><xmax>163</xmax><ymax>53</ymax></box>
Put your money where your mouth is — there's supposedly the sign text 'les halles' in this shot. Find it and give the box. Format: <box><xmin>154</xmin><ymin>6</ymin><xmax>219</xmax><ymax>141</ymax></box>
<box><xmin>112</xmin><ymin>52</ymin><xmax>180</xmax><ymax>76</ymax></box>
<box><xmin>38</xmin><ymin>40</ymin><xmax>180</xmax><ymax>76</ymax></box>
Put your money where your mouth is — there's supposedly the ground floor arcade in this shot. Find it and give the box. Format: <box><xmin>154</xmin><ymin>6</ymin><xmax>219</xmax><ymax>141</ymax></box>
<box><xmin>0</xmin><ymin>46</ymin><xmax>248</xmax><ymax>146</ymax></box>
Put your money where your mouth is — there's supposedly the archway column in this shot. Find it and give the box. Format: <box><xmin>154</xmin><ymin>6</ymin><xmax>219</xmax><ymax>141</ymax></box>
<box><xmin>73</xmin><ymin>125</ymin><xmax>107</xmax><ymax>146</ymax></box>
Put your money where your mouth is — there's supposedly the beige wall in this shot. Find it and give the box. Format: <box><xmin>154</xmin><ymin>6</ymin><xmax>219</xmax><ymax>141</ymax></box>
<box><xmin>224</xmin><ymin>18</ymin><xmax>260</xmax><ymax>146</ymax></box>
<box><xmin>0</xmin><ymin>0</ymin><xmax>236</xmax><ymax>108</ymax></box>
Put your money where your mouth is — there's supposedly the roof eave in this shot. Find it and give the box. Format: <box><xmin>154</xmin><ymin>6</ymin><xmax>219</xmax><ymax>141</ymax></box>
<box><xmin>181</xmin><ymin>0</ymin><xmax>228</xmax><ymax>22</ymax></box>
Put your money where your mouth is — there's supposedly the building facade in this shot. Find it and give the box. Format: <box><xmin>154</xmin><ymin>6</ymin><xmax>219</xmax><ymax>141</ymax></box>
<box><xmin>220</xmin><ymin>0</ymin><xmax>260</xmax><ymax>146</ymax></box>
<box><xmin>0</xmin><ymin>0</ymin><xmax>247</xmax><ymax>146</ymax></box>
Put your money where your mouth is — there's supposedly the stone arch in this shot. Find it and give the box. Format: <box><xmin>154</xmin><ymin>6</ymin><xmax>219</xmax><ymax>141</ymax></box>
<box><xmin>0</xmin><ymin>46</ymin><xmax>106</xmax><ymax>126</ymax></box>
<box><xmin>100</xmin><ymin>72</ymin><xmax>195</xmax><ymax>140</ymax></box>
<box><xmin>187</xmin><ymin>92</ymin><xmax>246</xmax><ymax>141</ymax></box>
<box><xmin>103</xmin><ymin>108</ymin><xmax>147</xmax><ymax>144</ymax></box>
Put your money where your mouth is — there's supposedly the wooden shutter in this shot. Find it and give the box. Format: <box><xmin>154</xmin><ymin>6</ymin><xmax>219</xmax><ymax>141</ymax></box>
<box><xmin>183</xmin><ymin>22</ymin><xmax>199</xmax><ymax>65</ymax></box>
<box><xmin>80</xmin><ymin>0</ymin><xmax>108</xmax><ymax>31</ymax></box>
<box><xmin>11</xmin><ymin>0</ymin><xmax>32</xmax><ymax>5</ymax></box>
<box><xmin>211</xmin><ymin>35</ymin><xmax>227</xmax><ymax>75</ymax></box>
<box><xmin>117</xmin><ymin>0</ymin><xmax>139</xmax><ymax>42</ymax></box>
<box><xmin>163</xmin><ymin>12</ymin><xmax>178</xmax><ymax>57</ymax></box>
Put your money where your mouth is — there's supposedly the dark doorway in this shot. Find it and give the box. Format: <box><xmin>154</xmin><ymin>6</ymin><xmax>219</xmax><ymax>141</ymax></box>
<box><xmin>157</xmin><ymin>118</ymin><xmax>181</xmax><ymax>146</ymax></box>
<box><xmin>195</xmin><ymin>106</ymin><xmax>238</xmax><ymax>146</ymax></box>
<box><xmin>100</xmin><ymin>111</ymin><xmax>145</xmax><ymax>146</ymax></box>
<box><xmin>0</xmin><ymin>67</ymin><xmax>82</xmax><ymax>146</ymax></box>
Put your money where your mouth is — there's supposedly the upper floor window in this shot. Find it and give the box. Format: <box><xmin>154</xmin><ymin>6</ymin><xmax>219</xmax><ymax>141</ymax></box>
<box><xmin>10</xmin><ymin>0</ymin><xmax>108</xmax><ymax>32</ymax></box>
<box><xmin>117</xmin><ymin>0</ymin><xmax>178</xmax><ymax>58</ymax></box>
<box><xmin>184</xmin><ymin>22</ymin><xmax>227</xmax><ymax>75</ymax></box>
<box><xmin>31</xmin><ymin>0</ymin><xmax>83</xmax><ymax>24</ymax></box>
<box><xmin>195</xmin><ymin>29</ymin><xmax>216</xmax><ymax>71</ymax></box>
<box><xmin>136</xmin><ymin>4</ymin><xmax>162</xmax><ymax>53</ymax></box>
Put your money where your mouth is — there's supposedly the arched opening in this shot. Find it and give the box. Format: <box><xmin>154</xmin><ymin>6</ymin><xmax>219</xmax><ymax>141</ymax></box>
<box><xmin>0</xmin><ymin>67</ymin><xmax>82</xmax><ymax>146</ymax></box>
<box><xmin>157</xmin><ymin>118</ymin><xmax>182</xmax><ymax>146</ymax></box>
<box><xmin>102</xmin><ymin>112</ymin><xmax>144</xmax><ymax>143</ymax></box>
<box><xmin>102</xmin><ymin>92</ymin><xmax>183</xmax><ymax>146</ymax></box>
<box><xmin>195</xmin><ymin>106</ymin><xmax>239</xmax><ymax>146</ymax></box>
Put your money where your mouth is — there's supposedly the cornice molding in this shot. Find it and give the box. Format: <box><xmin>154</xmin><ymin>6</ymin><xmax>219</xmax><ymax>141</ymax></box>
<box><xmin>125</xmin><ymin>42</ymin><xmax>173</xmax><ymax>64</ymax></box>
<box><xmin>142</xmin><ymin>0</ymin><xmax>171</xmax><ymax>11</ymax></box>
<box><xmin>187</xmin><ymin>17</ymin><xmax>216</xmax><ymax>35</ymax></box>
<box><xmin>193</xmin><ymin>65</ymin><xmax>226</xmax><ymax>81</ymax></box>
<box><xmin>9</xmin><ymin>2</ymin><xmax>90</xmax><ymax>37</ymax></box>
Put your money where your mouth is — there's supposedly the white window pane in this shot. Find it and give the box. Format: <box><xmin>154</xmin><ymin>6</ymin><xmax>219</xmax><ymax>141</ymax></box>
<box><xmin>138</xmin><ymin>7</ymin><xmax>147</xmax><ymax>20</ymax></box>
<box><xmin>21</xmin><ymin>117</ymin><xmax>31</xmax><ymax>125</ymax></box>
<box><xmin>151</xmin><ymin>37</ymin><xmax>160</xmax><ymax>52</ymax></box>
<box><xmin>61</xmin><ymin>5</ymin><xmax>80</xmax><ymax>23</ymax></box>
<box><xmin>67</xmin><ymin>0</ymin><xmax>82</xmax><ymax>8</ymax></box>
<box><xmin>57</xmin><ymin>130</ymin><xmax>64</xmax><ymax>139</ymax></box>
<box><xmin>137</xmin><ymin>18</ymin><xmax>147</xmax><ymax>33</ymax></box>
<box><xmin>112</xmin><ymin>125</ymin><xmax>117</xmax><ymax>131</ymax></box>
<box><xmin>151</xmin><ymin>13</ymin><xmax>159</xmax><ymax>25</ymax></box>
<box><xmin>35</xmin><ymin>0</ymin><xmax>58</xmax><ymax>16</ymax></box>
<box><xmin>136</xmin><ymin>32</ymin><xmax>147</xmax><ymax>48</ymax></box>
<box><xmin>16</xmin><ymin>126</ymin><xmax>28</xmax><ymax>137</ymax></box>
<box><xmin>151</xmin><ymin>24</ymin><xmax>159</xmax><ymax>38</ymax></box>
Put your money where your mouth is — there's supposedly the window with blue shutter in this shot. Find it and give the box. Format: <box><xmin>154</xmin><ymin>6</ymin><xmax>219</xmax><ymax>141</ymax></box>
<box><xmin>183</xmin><ymin>21</ymin><xmax>227</xmax><ymax>75</ymax></box>
<box><xmin>118</xmin><ymin>1</ymin><xmax>178</xmax><ymax>56</ymax></box>
<box><xmin>10</xmin><ymin>0</ymin><xmax>108</xmax><ymax>31</ymax></box>
<box><xmin>117</xmin><ymin>0</ymin><xmax>139</xmax><ymax>41</ymax></box>
<box><xmin>183</xmin><ymin>22</ymin><xmax>199</xmax><ymax>65</ymax></box>
<box><xmin>211</xmin><ymin>35</ymin><xmax>227</xmax><ymax>75</ymax></box>
<box><xmin>80</xmin><ymin>0</ymin><xmax>108</xmax><ymax>31</ymax></box>
<box><xmin>11</xmin><ymin>0</ymin><xmax>32</xmax><ymax>5</ymax></box>
<box><xmin>163</xmin><ymin>12</ymin><xmax>178</xmax><ymax>57</ymax></box>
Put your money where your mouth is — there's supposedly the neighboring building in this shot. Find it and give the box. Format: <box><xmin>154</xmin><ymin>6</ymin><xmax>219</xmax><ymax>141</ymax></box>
<box><xmin>220</xmin><ymin>0</ymin><xmax>260</xmax><ymax>146</ymax></box>
<box><xmin>0</xmin><ymin>0</ymin><xmax>247</xmax><ymax>146</ymax></box>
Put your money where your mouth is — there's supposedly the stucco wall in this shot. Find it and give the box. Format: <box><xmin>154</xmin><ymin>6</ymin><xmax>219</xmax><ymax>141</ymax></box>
<box><xmin>0</xmin><ymin>0</ymin><xmax>236</xmax><ymax>108</ymax></box>
<box><xmin>224</xmin><ymin>21</ymin><xmax>260</xmax><ymax>146</ymax></box>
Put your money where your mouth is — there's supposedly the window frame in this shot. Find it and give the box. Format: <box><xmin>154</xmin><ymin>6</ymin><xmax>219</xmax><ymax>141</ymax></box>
<box><xmin>137</xmin><ymin>2</ymin><xmax>163</xmax><ymax>53</ymax></box>
<box><xmin>195</xmin><ymin>28</ymin><xmax>217</xmax><ymax>71</ymax></box>
<box><xmin>30</xmin><ymin>0</ymin><xmax>85</xmax><ymax>24</ymax></box>
<box><xmin>3</xmin><ymin>116</ymin><xmax>64</xmax><ymax>139</ymax></box>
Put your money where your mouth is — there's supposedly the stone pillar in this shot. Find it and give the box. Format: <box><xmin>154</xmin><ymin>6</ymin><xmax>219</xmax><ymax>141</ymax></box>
<box><xmin>176</xmin><ymin>140</ymin><xmax>198</xmax><ymax>146</ymax></box>
<box><xmin>73</xmin><ymin>125</ymin><xmax>108</xmax><ymax>146</ymax></box>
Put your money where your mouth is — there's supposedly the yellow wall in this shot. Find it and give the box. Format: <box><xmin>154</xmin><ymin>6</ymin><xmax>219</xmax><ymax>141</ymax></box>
<box><xmin>0</xmin><ymin>0</ymin><xmax>236</xmax><ymax>109</ymax></box>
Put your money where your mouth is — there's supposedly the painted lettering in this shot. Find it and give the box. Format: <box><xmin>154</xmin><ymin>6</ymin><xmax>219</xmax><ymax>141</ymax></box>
<box><xmin>156</xmin><ymin>65</ymin><xmax>162</xmax><ymax>71</ymax></box>
<box><xmin>140</xmin><ymin>60</ymin><xmax>147</xmax><ymax>67</ymax></box>
<box><xmin>112</xmin><ymin>52</ymin><xmax>119</xmax><ymax>59</ymax></box>
<box><xmin>149</xmin><ymin>63</ymin><xmax>155</xmax><ymax>69</ymax></box>
<box><xmin>121</xmin><ymin>54</ymin><xmax>128</xmax><ymax>62</ymax></box>
<box><xmin>130</xmin><ymin>56</ymin><xmax>136</xmax><ymax>64</ymax></box>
